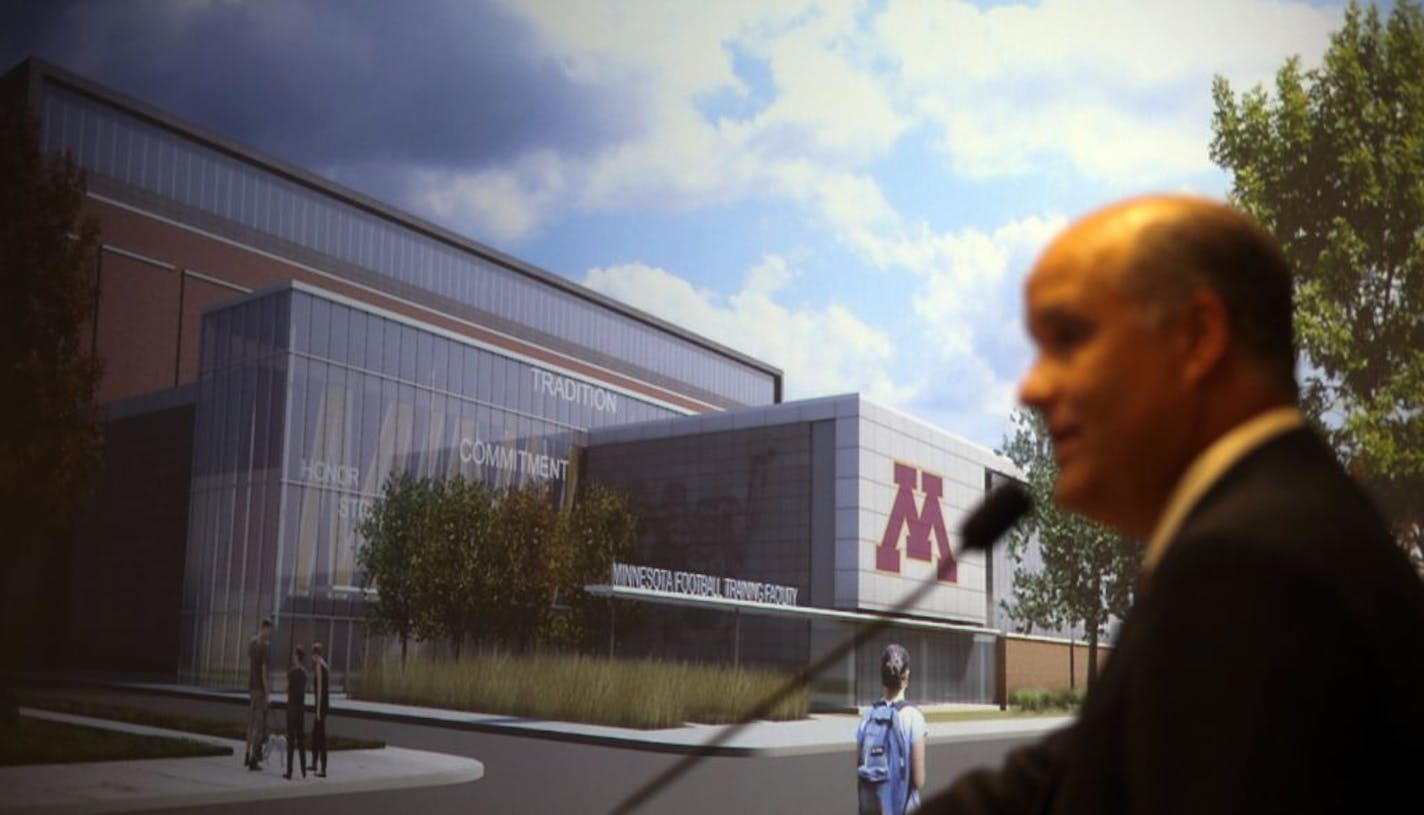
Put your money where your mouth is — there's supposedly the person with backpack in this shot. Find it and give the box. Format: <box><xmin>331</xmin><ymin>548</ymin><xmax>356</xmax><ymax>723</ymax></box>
<box><xmin>856</xmin><ymin>643</ymin><xmax>927</xmax><ymax>814</ymax></box>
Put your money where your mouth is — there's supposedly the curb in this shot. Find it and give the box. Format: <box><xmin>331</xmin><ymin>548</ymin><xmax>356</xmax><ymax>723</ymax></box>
<box><xmin>21</xmin><ymin>677</ymin><xmax>799</xmax><ymax>757</ymax></box>
<box><xmin>16</xmin><ymin>674</ymin><xmax>1072</xmax><ymax>759</ymax></box>
<box><xmin>1</xmin><ymin>747</ymin><xmax>483</xmax><ymax>815</ymax></box>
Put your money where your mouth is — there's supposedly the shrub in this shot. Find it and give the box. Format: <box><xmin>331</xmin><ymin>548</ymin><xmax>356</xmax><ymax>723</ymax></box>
<box><xmin>1009</xmin><ymin>687</ymin><xmax>1083</xmax><ymax>713</ymax></box>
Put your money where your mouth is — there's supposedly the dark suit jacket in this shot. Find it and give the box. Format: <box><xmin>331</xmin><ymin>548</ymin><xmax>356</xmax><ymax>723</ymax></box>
<box><xmin>286</xmin><ymin>665</ymin><xmax>306</xmax><ymax>726</ymax></box>
<box><xmin>313</xmin><ymin>659</ymin><xmax>330</xmax><ymax>720</ymax></box>
<box><xmin>923</xmin><ymin>428</ymin><xmax>1424</xmax><ymax>814</ymax></box>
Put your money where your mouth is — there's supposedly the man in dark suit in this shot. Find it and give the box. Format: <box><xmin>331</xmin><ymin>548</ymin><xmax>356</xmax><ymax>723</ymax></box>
<box><xmin>244</xmin><ymin>618</ymin><xmax>272</xmax><ymax>771</ymax></box>
<box><xmin>309</xmin><ymin>641</ymin><xmax>329</xmax><ymax>777</ymax></box>
<box><xmin>284</xmin><ymin>646</ymin><xmax>307</xmax><ymax>780</ymax></box>
<box><xmin>923</xmin><ymin>195</ymin><xmax>1424</xmax><ymax>813</ymax></box>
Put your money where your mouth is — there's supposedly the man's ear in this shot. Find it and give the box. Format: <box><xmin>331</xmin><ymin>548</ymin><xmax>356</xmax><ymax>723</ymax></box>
<box><xmin>1180</xmin><ymin>288</ymin><xmax>1229</xmax><ymax>387</ymax></box>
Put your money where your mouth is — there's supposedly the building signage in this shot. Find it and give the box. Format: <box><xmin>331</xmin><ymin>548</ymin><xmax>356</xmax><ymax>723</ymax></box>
<box><xmin>459</xmin><ymin>436</ymin><xmax>569</xmax><ymax>481</ymax></box>
<box><xmin>610</xmin><ymin>562</ymin><xmax>800</xmax><ymax>606</ymax></box>
<box><xmin>531</xmin><ymin>368</ymin><xmax>618</xmax><ymax>414</ymax></box>
<box><xmin>300</xmin><ymin>459</ymin><xmax>358</xmax><ymax>489</ymax></box>
<box><xmin>296</xmin><ymin>459</ymin><xmax>371</xmax><ymax>523</ymax></box>
<box><xmin>876</xmin><ymin>462</ymin><xmax>957</xmax><ymax>582</ymax></box>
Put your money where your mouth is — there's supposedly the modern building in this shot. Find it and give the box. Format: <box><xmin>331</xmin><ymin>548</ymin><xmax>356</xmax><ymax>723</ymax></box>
<box><xmin>9</xmin><ymin>57</ymin><xmax>1072</xmax><ymax>706</ymax></box>
<box><xmin>5</xmin><ymin>58</ymin><xmax>778</xmax><ymax>687</ymax></box>
<box><xmin>582</xmin><ymin>395</ymin><xmax>1020</xmax><ymax>707</ymax></box>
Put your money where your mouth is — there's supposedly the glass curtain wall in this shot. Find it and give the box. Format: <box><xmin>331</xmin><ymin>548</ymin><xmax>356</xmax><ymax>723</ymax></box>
<box><xmin>179</xmin><ymin>284</ymin><xmax>681</xmax><ymax>686</ymax></box>
<box><xmin>179</xmin><ymin>289</ymin><xmax>290</xmax><ymax>687</ymax></box>
<box><xmin>38</xmin><ymin>79</ymin><xmax>777</xmax><ymax>407</ymax></box>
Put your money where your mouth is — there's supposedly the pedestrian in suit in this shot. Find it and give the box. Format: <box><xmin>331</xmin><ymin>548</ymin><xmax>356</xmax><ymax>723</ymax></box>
<box><xmin>243</xmin><ymin>618</ymin><xmax>272</xmax><ymax>770</ymax></box>
<box><xmin>283</xmin><ymin>646</ymin><xmax>307</xmax><ymax>780</ymax></box>
<box><xmin>922</xmin><ymin>195</ymin><xmax>1424</xmax><ymax>813</ymax></box>
<box><xmin>309</xmin><ymin>642</ymin><xmax>329</xmax><ymax>777</ymax></box>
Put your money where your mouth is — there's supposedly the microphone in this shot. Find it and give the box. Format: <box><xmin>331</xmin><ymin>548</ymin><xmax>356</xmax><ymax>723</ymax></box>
<box><xmin>961</xmin><ymin>480</ymin><xmax>1033</xmax><ymax>551</ymax></box>
<box><xmin>608</xmin><ymin>481</ymin><xmax>1033</xmax><ymax>814</ymax></box>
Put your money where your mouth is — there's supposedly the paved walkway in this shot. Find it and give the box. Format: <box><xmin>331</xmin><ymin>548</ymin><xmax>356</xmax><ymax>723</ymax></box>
<box><xmin>3</xmin><ymin>683</ymin><xmax>1071</xmax><ymax>813</ymax></box>
<box><xmin>116</xmin><ymin>682</ymin><xmax>1070</xmax><ymax>756</ymax></box>
<box><xmin>3</xmin><ymin>708</ymin><xmax>482</xmax><ymax>814</ymax></box>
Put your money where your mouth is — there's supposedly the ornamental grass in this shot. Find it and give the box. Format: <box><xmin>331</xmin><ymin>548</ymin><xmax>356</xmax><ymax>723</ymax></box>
<box><xmin>354</xmin><ymin>651</ymin><xmax>808</xmax><ymax>730</ymax></box>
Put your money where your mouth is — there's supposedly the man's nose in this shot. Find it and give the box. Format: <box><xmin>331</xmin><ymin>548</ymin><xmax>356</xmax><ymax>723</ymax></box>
<box><xmin>1018</xmin><ymin>357</ymin><xmax>1051</xmax><ymax>408</ymax></box>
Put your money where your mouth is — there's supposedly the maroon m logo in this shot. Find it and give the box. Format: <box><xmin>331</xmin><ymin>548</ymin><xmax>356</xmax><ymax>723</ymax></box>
<box><xmin>877</xmin><ymin>462</ymin><xmax>956</xmax><ymax>582</ymax></box>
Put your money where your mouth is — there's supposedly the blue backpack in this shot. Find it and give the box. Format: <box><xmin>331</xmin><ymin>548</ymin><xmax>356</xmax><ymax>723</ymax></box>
<box><xmin>857</xmin><ymin>699</ymin><xmax>911</xmax><ymax>815</ymax></box>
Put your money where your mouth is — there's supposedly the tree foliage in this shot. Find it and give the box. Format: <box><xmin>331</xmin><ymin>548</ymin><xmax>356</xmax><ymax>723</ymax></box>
<box><xmin>0</xmin><ymin>108</ymin><xmax>102</xmax><ymax>682</ymax></box>
<box><xmin>412</xmin><ymin>476</ymin><xmax>497</xmax><ymax>658</ymax></box>
<box><xmin>999</xmin><ymin>409</ymin><xmax>1141</xmax><ymax>685</ymax></box>
<box><xmin>1211</xmin><ymin>0</ymin><xmax>1424</xmax><ymax>553</ymax></box>
<box><xmin>560</xmin><ymin>482</ymin><xmax>639</xmax><ymax>653</ymax></box>
<box><xmin>356</xmin><ymin>471</ymin><xmax>430</xmax><ymax>664</ymax></box>
<box><xmin>489</xmin><ymin>480</ymin><xmax>567</xmax><ymax>651</ymax></box>
<box><xmin>356</xmin><ymin>473</ymin><xmax>638</xmax><ymax>659</ymax></box>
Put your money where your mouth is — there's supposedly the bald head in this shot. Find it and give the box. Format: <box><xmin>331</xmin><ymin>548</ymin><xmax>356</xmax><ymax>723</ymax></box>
<box><xmin>1020</xmin><ymin>195</ymin><xmax>1298</xmax><ymax>536</ymax></box>
<box><xmin>1070</xmin><ymin>195</ymin><xmax>1298</xmax><ymax>400</ymax></box>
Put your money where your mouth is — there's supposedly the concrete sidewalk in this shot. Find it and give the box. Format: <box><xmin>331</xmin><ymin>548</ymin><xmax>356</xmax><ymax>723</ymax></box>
<box><xmin>4</xmin><ymin>682</ymin><xmax>1070</xmax><ymax>813</ymax></box>
<box><xmin>119</xmin><ymin>681</ymin><xmax>1072</xmax><ymax>756</ymax></box>
<box><xmin>2</xmin><ymin>708</ymin><xmax>483</xmax><ymax>814</ymax></box>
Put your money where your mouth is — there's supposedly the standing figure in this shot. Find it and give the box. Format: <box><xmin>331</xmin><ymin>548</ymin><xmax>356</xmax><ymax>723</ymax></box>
<box><xmin>309</xmin><ymin>641</ymin><xmax>329</xmax><ymax>777</ymax></box>
<box><xmin>243</xmin><ymin>618</ymin><xmax>272</xmax><ymax>770</ymax></box>
<box><xmin>856</xmin><ymin>643</ymin><xmax>927</xmax><ymax>814</ymax></box>
<box><xmin>284</xmin><ymin>646</ymin><xmax>307</xmax><ymax>780</ymax></box>
<box><xmin>921</xmin><ymin>195</ymin><xmax>1424</xmax><ymax>813</ymax></box>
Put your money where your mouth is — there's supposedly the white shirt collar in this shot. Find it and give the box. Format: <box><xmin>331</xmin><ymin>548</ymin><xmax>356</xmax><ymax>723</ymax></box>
<box><xmin>1142</xmin><ymin>406</ymin><xmax>1305</xmax><ymax>576</ymax></box>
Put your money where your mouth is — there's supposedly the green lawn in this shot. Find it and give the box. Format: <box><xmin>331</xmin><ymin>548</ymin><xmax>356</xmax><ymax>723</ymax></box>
<box><xmin>0</xmin><ymin>717</ymin><xmax>229</xmax><ymax>766</ymax></box>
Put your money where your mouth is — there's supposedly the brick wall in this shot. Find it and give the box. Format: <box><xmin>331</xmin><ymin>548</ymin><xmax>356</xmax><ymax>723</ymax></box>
<box><xmin>996</xmin><ymin>635</ymin><xmax>1112</xmax><ymax>706</ymax></box>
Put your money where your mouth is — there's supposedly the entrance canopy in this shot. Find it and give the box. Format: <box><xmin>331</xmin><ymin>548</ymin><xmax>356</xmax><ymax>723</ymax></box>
<box><xmin>584</xmin><ymin>583</ymin><xmax>996</xmax><ymax>636</ymax></box>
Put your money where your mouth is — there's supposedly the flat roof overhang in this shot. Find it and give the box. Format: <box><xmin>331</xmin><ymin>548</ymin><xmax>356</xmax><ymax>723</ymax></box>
<box><xmin>583</xmin><ymin>584</ymin><xmax>997</xmax><ymax>637</ymax></box>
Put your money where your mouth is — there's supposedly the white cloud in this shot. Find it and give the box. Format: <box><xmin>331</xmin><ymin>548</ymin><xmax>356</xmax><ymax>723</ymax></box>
<box><xmin>410</xmin><ymin>151</ymin><xmax>570</xmax><ymax>243</ymax></box>
<box><xmin>361</xmin><ymin>0</ymin><xmax>1338</xmax><ymax>243</ymax></box>
<box><xmin>718</xmin><ymin>4</ymin><xmax>909</xmax><ymax>166</ymax></box>
<box><xmin>875</xmin><ymin>0</ymin><xmax>1339</xmax><ymax>185</ymax></box>
<box><xmin>398</xmin><ymin>0</ymin><xmax>1340</xmax><ymax>447</ymax></box>
<box><xmin>434</xmin><ymin>0</ymin><xmax>1341</xmax><ymax>242</ymax></box>
<box><xmin>583</xmin><ymin>255</ymin><xmax>912</xmax><ymax>404</ymax></box>
<box><xmin>410</xmin><ymin>1</ymin><xmax>1339</xmax><ymax>243</ymax></box>
<box><xmin>575</xmin><ymin>210</ymin><xmax>1063</xmax><ymax>446</ymax></box>
<box><xmin>462</xmin><ymin>1</ymin><xmax>911</xmax><ymax>234</ymax></box>
<box><xmin>880</xmin><ymin>213</ymin><xmax>1066</xmax><ymax>445</ymax></box>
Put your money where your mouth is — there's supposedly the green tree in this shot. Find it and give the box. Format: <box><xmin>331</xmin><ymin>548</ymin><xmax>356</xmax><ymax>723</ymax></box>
<box><xmin>999</xmin><ymin>409</ymin><xmax>1141</xmax><ymax>687</ymax></box>
<box><xmin>412</xmin><ymin>476</ymin><xmax>497</xmax><ymax>657</ymax></box>
<box><xmin>0</xmin><ymin>108</ymin><xmax>103</xmax><ymax>722</ymax></box>
<box><xmin>356</xmin><ymin>471</ymin><xmax>433</xmax><ymax>664</ymax></box>
<box><xmin>1211</xmin><ymin>0</ymin><xmax>1424</xmax><ymax>556</ymax></box>
<box><xmin>558</xmin><ymin>482</ymin><xmax>638</xmax><ymax>653</ymax></box>
<box><xmin>358</xmin><ymin>471</ymin><xmax>643</xmax><ymax>660</ymax></box>
<box><xmin>488</xmin><ymin>481</ymin><xmax>567</xmax><ymax>651</ymax></box>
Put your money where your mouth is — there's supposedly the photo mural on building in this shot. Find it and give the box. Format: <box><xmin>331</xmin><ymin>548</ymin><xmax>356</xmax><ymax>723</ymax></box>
<box><xmin>285</xmin><ymin>357</ymin><xmax>599</xmax><ymax>597</ymax></box>
<box><xmin>179</xmin><ymin>282</ymin><xmax>693</xmax><ymax>684</ymax></box>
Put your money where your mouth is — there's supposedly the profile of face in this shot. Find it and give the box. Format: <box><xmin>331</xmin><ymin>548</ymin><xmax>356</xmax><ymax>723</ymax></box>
<box><xmin>1017</xmin><ymin>205</ymin><xmax>1199</xmax><ymax>538</ymax></box>
<box><xmin>259</xmin><ymin>623</ymin><xmax>273</xmax><ymax>643</ymax></box>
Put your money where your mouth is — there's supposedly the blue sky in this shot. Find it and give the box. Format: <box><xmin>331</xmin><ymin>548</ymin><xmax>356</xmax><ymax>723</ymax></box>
<box><xmin>3</xmin><ymin>0</ymin><xmax>1352</xmax><ymax>449</ymax></box>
